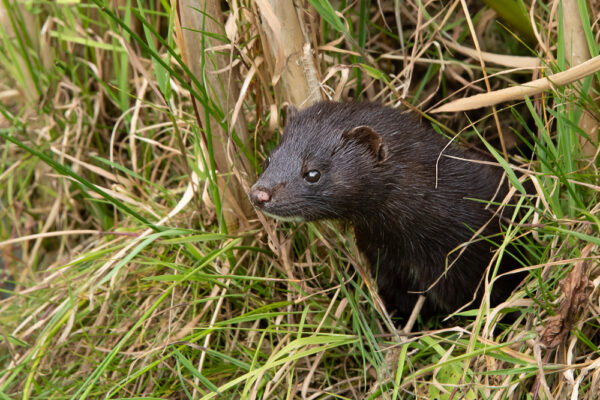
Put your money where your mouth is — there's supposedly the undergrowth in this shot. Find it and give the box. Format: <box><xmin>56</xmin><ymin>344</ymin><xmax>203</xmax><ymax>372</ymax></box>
<box><xmin>0</xmin><ymin>1</ymin><xmax>599</xmax><ymax>399</ymax></box>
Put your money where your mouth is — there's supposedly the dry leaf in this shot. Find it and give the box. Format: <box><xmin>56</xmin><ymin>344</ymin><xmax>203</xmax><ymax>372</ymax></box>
<box><xmin>432</xmin><ymin>54</ymin><xmax>600</xmax><ymax>113</ymax></box>
<box><xmin>443</xmin><ymin>39</ymin><xmax>540</xmax><ymax>69</ymax></box>
<box><xmin>539</xmin><ymin>259</ymin><xmax>594</xmax><ymax>348</ymax></box>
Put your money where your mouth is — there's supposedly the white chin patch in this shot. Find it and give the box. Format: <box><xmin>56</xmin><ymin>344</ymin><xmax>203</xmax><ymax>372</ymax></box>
<box><xmin>262</xmin><ymin>210</ymin><xmax>305</xmax><ymax>223</ymax></box>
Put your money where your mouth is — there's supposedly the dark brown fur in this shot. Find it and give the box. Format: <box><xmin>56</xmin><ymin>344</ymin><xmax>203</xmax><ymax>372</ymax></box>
<box><xmin>249</xmin><ymin>102</ymin><xmax>523</xmax><ymax>319</ymax></box>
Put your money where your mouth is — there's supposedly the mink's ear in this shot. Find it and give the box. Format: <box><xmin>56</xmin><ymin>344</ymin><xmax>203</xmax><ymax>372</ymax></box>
<box><xmin>341</xmin><ymin>125</ymin><xmax>388</xmax><ymax>162</ymax></box>
<box><xmin>286</xmin><ymin>104</ymin><xmax>299</xmax><ymax>125</ymax></box>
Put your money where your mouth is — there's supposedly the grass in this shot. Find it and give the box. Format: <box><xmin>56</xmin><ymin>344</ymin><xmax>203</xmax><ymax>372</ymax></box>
<box><xmin>0</xmin><ymin>0</ymin><xmax>599</xmax><ymax>399</ymax></box>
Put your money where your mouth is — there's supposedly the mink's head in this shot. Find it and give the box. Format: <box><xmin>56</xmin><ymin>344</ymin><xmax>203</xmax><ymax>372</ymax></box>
<box><xmin>249</xmin><ymin>102</ymin><xmax>390</xmax><ymax>222</ymax></box>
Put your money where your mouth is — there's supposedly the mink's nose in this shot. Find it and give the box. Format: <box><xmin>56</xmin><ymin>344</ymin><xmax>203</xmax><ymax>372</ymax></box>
<box><xmin>249</xmin><ymin>188</ymin><xmax>271</xmax><ymax>207</ymax></box>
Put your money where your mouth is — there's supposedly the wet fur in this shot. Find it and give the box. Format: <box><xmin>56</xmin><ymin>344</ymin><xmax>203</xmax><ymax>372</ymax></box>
<box><xmin>251</xmin><ymin>102</ymin><xmax>522</xmax><ymax>319</ymax></box>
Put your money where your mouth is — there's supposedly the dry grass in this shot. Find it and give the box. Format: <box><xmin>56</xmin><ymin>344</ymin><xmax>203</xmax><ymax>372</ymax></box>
<box><xmin>0</xmin><ymin>0</ymin><xmax>599</xmax><ymax>399</ymax></box>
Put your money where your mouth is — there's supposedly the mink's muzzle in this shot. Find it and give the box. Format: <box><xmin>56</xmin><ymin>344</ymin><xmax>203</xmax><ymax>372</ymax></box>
<box><xmin>249</xmin><ymin>187</ymin><xmax>271</xmax><ymax>207</ymax></box>
<box><xmin>248</xmin><ymin>182</ymin><xmax>308</xmax><ymax>222</ymax></box>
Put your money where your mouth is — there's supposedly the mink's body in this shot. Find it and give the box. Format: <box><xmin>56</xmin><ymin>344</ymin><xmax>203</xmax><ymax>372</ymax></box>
<box><xmin>249</xmin><ymin>102</ymin><xmax>522</xmax><ymax>319</ymax></box>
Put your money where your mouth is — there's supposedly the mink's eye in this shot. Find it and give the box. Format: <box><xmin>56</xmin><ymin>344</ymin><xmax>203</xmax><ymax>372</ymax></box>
<box><xmin>304</xmin><ymin>170</ymin><xmax>321</xmax><ymax>183</ymax></box>
<box><xmin>262</xmin><ymin>156</ymin><xmax>271</xmax><ymax>170</ymax></box>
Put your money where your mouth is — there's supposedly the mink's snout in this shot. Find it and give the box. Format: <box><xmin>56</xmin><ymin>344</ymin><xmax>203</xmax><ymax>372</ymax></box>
<box><xmin>249</xmin><ymin>187</ymin><xmax>271</xmax><ymax>207</ymax></box>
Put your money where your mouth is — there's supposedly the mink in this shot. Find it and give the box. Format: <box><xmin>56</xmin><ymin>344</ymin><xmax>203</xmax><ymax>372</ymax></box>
<box><xmin>249</xmin><ymin>101</ymin><xmax>523</xmax><ymax>320</ymax></box>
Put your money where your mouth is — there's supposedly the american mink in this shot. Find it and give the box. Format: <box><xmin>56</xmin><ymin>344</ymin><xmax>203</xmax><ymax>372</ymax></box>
<box><xmin>249</xmin><ymin>101</ymin><xmax>523</xmax><ymax>319</ymax></box>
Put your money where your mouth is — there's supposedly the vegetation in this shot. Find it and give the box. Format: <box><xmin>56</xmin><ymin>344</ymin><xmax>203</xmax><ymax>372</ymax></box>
<box><xmin>0</xmin><ymin>0</ymin><xmax>599</xmax><ymax>398</ymax></box>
